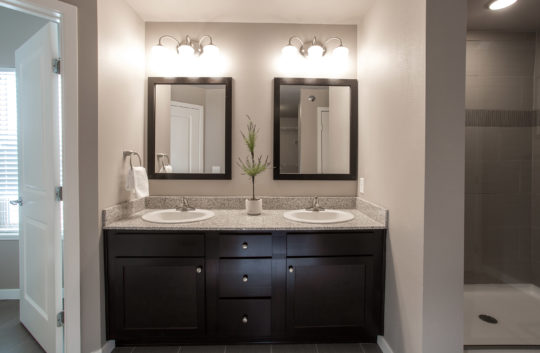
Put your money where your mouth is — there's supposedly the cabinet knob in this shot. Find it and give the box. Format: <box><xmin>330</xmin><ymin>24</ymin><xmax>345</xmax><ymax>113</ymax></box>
<box><xmin>242</xmin><ymin>242</ymin><xmax>248</xmax><ymax>250</ymax></box>
<box><xmin>242</xmin><ymin>315</ymin><xmax>248</xmax><ymax>324</ymax></box>
<box><xmin>242</xmin><ymin>274</ymin><xmax>248</xmax><ymax>282</ymax></box>
<box><xmin>289</xmin><ymin>266</ymin><xmax>294</xmax><ymax>273</ymax></box>
<box><xmin>196</xmin><ymin>266</ymin><xmax>203</xmax><ymax>274</ymax></box>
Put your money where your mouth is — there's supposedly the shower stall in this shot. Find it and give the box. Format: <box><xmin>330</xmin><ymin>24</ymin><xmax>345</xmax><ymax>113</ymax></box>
<box><xmin>464</xmin><ymin>30</ymin><xmax>540</xmax><ymax>346</ymax></box>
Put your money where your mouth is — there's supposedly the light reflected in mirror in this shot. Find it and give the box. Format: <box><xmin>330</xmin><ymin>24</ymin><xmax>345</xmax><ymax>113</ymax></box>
<box><xmin>154</xmin><ymin>84</ymin><xmax>226</xmax><ymax>174</ymax></box>
<box><xmin>279</xmin><ymin>85</ymin><xmax>351</xmax><ymax>174</ymax></box>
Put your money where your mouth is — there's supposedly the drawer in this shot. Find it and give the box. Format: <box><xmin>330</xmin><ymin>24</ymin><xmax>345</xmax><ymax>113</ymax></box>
<box><xmin>287</xmin><ymin>232</ymin><xmax>379</xmax><ymax>257</ymax></box>
<box><xmin>219</xmin><ymin>259</ymin><xmax>272</xmax><ymax>298</ymax></box>
<box><xmin>108</xmin><ymin>232</ymin><xmax>204</xmax><ymax>257</ymax></box>
<box><xmin>219</xmin><ymin>234</ymin><xmax>272</xmax><ymax>258</ymax></box>
<box><xmin>218</xmin><ymin>299</ymin><xmax>271</xmax><ymax>337</ymax></box>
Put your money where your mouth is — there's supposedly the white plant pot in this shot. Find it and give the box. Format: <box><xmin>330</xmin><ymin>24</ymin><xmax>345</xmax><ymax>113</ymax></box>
<box><xmin>245</xmin><ymin>198</ymin><xmax>262</xmax><ymax>216</ymax></box>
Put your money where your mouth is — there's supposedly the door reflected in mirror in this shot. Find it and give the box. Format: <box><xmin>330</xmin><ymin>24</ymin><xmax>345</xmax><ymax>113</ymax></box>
<box><xmin>148</xmin><ymin>77</ymin><xmax>232</xmax><ymax>179</ymax></box>
<box><xmin>274</xmin><ymin>78</ymin><xmax>357</xmax><ymax>180</ymax></box>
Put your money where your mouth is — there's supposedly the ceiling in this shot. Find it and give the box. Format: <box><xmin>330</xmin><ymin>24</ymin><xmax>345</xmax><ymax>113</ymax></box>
<box><xmin>468</xmin><ymin>0</ymin><xmax>540</xmax><ymax>31</ymax></box>
<box><xmin>125</xmin><ymin>0</ymin><xmax>374</xmax><ymax>24</ymax></box>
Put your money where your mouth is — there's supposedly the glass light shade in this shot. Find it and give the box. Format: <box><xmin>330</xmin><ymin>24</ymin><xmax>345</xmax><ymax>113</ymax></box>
<box><xmin>282</xmin><ymin>44</ymin><xmax>299</xmax><ymax>58</ymax></box>
<box><xmin>151</xmin><ymin>44</ymin><xmax>169</xmax><ymax>62</ymax></box>
<box><xmin>178</xmin><ymin>44</ymin><xmax>195</xmax><ymax>57</ymax></box>
<box><xmin>201</xmin><ymin>44</ymin><xmax>220</xmax><ymax>58</ymax></box>
<box><xmin>332</xmin><ymin>45</ymin><xmax>349</xmax><ymax>60</ymax></box>
<box><xmin>489</xmin><ymin>0</ymin><xmax>517</xmax><ymax>10</ymax></box>
<box><xmin>307</xmin><ymin>44</ymin><xmax>324</xmax><ymax>59</ymax></box>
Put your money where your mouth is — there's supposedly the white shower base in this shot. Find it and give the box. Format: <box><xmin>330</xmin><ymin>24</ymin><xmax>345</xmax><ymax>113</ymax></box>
<box><xmin>465</xmin><ymin>284</ymin><xmax>540</xmax><ymax>346</ymax></box>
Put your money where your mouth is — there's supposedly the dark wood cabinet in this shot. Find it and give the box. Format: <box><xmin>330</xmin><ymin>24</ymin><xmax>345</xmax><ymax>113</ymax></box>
<box><xmin>104</xmin><ymin>229</ymin><xmax>385</xmax><ymax>345</ymax></box>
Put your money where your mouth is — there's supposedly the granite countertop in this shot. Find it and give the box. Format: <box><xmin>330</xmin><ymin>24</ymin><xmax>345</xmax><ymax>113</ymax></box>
<box><xmin>104</xmin><ymin>208</ymin><xmax>386</xmax><ymax>231</ymax></box>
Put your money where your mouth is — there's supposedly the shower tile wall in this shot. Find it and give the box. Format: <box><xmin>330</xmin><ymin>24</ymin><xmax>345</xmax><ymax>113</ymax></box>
<box><xmin>465</xmin><ymin>31</ymin><xmax>537</xmax><ymax>284</ymax></box>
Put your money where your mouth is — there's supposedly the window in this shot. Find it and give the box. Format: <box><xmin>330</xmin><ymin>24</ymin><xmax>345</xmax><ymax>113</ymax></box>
<box><xmin>0</xmin><ymin>70</ymin><xmax>19</xmax><ymax>236</ymax></box>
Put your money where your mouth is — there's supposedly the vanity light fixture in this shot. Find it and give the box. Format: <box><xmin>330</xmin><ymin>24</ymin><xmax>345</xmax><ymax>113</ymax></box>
<box><xmin>282</xmin><ymin>36</ymin><xmax>349</xmax><ymax>60</ymax></box>
<box><xmin>152</xmin><ymin>34</ymin><xmax>220</xmax><ymax>60</ymax></box>
<box><xmin>488</xmin><ymin>0</ymin><xmax>517</xmax><ymax>10</ymax></box>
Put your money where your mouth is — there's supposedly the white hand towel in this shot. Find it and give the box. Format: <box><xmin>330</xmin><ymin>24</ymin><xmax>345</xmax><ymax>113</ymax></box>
<box><xmin>159</xmin><ymin>165</ymin><xmax>173</xmax><ymax>173</ymax></box>
<box><xmin>126</xmin><ymin>166</ymin><xmax>149</xmax><ymax>199</ymax></box>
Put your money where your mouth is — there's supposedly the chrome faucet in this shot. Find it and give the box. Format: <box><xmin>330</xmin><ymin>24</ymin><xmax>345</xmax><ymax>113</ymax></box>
<box><xmin>177</xmin><ymin>197</ymin><xmax>195</xmax><ymax>212</ymax></box>
<box><xmin>306</xmin><ymin>196</ymin><xmax>325</xmax><ymax>212</ymax></box>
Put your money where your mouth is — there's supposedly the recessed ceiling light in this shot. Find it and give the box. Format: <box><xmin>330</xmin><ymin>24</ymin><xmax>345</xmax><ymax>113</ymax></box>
<box><xmin>488</xmin><ymin>0</ymin><xmax>518</xmax><ymax>11</ymax></box>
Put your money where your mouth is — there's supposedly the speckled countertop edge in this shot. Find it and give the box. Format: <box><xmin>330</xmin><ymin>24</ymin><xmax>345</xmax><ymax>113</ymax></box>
<box><xmin>103</xmin><ymin>209</ymin><xmax>386</xmax><ymax>231</ymax></box>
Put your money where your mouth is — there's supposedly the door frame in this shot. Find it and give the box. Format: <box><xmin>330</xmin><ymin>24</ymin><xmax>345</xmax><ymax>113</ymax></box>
<box><xmin>0</xmin><ymin>0</ymin><xmax>80</xmax><ymax>352</ymax></box>
<box><xmin>316</xmin><ymin>106</ymin><xmax>329</xmax><ymax>173</ymax></box>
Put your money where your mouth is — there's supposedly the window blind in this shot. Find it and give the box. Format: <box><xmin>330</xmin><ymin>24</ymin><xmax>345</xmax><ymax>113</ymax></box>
<box><xmin>0</xmin><ymin>70</ymin><xmax>19</xmax><ymax>234</ymax></box>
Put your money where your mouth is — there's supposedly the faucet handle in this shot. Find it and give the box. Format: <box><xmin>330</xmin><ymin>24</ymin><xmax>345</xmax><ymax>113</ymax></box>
<box><xmin>306</xmin><ymin>196</ymin><xmax>324</xmax><ymax>212</ymax></box>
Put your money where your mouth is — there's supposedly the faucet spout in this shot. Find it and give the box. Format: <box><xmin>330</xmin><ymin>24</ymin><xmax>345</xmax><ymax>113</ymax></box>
<box><xmin>305</xmin><ymin>196</ymin><xmax>325</xmax><ymax>212</ymax></box>
<box><xmin>177</xmin><ymin>197</ymin><xmax>195</xmax><ymax>212</ymax></box>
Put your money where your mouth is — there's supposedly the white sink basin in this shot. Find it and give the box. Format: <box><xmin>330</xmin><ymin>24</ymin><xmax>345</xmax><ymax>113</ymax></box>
<box><xmin>142</xmin><ymin>209</ymin><xmax>215</xmax><ymax>224</ymax></box>
<box><xmin>283</xmin><ymin>209</ymin><xmax>355</xmax><ymax>224</ymax></box>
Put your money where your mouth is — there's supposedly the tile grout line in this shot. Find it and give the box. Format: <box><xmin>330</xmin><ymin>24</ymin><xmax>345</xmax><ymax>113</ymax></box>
<box><xmin>178</xmin><ymin>346</ymin><xmax>182</xmax><ymax>353</ymax></box>
<box><xmin>315</xmin><ymin>344</ymin><xmax>320</xmax><ymax>353</ymax></box>
<box><xmin>359</xmin><ymin>343</ymin><xmax>366</xmax><ymax>353</ymax></box>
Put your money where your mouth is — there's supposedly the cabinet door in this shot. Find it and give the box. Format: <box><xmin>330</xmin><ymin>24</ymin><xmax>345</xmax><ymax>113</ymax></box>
<box><xmin>107</xmin><ymin>257</ymin><xmax>205</xmax><ymax>343</ymax></box>
<box><xmin>286</xmin><ymin>257</ymin><xmax>377</xmax><ymax>339</ymax></box>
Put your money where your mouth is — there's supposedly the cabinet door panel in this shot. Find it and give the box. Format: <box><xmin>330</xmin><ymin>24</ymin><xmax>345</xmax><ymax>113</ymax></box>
<box><xmin>286</xmin><ymin>257</ymin><xmax>376</xmax><ymax>338</ymax></box>
<box><xmin>108</xmin><ymin>257</ymin><xmax>205</xmax><ymax>341</ymax></box>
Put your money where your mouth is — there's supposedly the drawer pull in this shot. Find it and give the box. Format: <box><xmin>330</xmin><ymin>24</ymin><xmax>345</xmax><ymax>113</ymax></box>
<box><xmin>289</xmin><ymin>266</ymin><xmax>294</xmax><ymax>273</ymax></box>
<box><xmin>242</xmin><ymin>242</ymin><xmax>248</xmax><ymax>249</ymax></box>
<box><xmin>242</xmin><ymin>274</ymin><xmax>248</xmax><ymax>282</ymax></box>
<box><xmin>242</xmin><ymin>314</ymin><xmax>248</xmax><ymax>324</ymax></box>
<box><xmin>196</xmin><ymin>266</ymin><xmax>203</xmax><ymax>274</ymax></box>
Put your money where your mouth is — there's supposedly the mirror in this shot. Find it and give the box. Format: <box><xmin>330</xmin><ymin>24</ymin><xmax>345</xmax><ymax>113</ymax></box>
<box><xmin>148</xmin><ymin>77</ymin><xmax>232</xmax><ymax>179</ymax></box>
<box><xmin>273</xmin><ymin>78</ymin><xmax>357</xmax><ymax>180</ymax></box>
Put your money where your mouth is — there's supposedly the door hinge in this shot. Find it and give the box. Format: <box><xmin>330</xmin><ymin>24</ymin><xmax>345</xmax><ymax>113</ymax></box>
<box><xmin>52</xmin><ymin>58</ymin><xmax>61</xmax><ymax>74</ymax></box>
<box><xmin>56</xmin><ymin>311</ymin><xmax>64</xmax><ymax>327</ymax></box>
<box><xmin>55</xmin><ymin>186</ymin><xmax>63</xmax><ymax>201</ymax></box>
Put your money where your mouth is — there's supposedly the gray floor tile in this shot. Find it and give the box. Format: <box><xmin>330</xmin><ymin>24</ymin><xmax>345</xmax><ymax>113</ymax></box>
<box><xmin>360</xmin><ymin>343</ymin><xmax>382</xmax><ymax>353</ymax></box>
<box><xmin>272</xmin><ymin>344</ymin><xmax>317</xmax><ymax>353</ymax></box>
<box><xmin>0</xmin><ymin>300</ymin><xmax>45</xmax><ymax>353</ymax></box>
<box><xmin>133</xmin><ymin>347</ymin><xmax>180</xmax><ymax>353</ymax></box>
<box><xmin>181</xmin><ymin>345</ymin><xmax>226</xmax><ymax>353</ymax></box>
<box><xmin>225</xmin><ymin>345</ymin><xmax>271</xmax><ymax>353</ymax></box>
<box><xmin>316</xmin><ymin>343</ymin><xmax>363</xmax><ymax>353</ymax></box>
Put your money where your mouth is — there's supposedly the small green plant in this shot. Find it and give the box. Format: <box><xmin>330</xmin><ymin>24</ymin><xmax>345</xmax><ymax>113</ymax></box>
<box><xmin>237</xmin><ymin>115</ymin><xmax>271</xmax><ymax>200</ymax></box>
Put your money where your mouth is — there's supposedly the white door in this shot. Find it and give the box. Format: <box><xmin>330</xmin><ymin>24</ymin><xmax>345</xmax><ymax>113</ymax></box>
<box><xmin>15</xmin><ymin>22</ymin><xmax>63</xmax><ymax>353</ymax></box>
<box><xmin>317</xmin><ymin>107</ymin><xmax>330</xmax><ymax>173</ymax></box>
<box><xmin>170</xmin><ymin>101</ymin><xmax>204</xmax><ymax>173</ymax></box>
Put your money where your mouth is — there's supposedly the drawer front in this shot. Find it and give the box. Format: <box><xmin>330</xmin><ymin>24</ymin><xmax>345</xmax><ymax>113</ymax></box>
<box><xmin>219</xmin><ymin>234</ymin><xmax>272</xmax><ymax>258</ymax></box>
<box><xmin>219</xmin><ymin>259</ymin><xmax>272</xmax><ymax>298</ymax></box>
<box><xmin>218</xmin><ymin>299</ymin><xmax>271</xmax><ymax>337</ymax></box>
<box><xmin>287</xmin><ymin>232</ymin><xmax>379</xmax><ymax>257</ymax></box>
<box><xmin>108</xmin><ymin>232</ymin><xmax>204</xmax><ymax>257</ymax></box>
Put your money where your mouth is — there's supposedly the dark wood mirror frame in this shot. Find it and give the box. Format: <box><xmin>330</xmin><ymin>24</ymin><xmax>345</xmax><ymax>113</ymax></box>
<box><xmin>273</xmin><ymin>77</ymin><xmax>358</xmax><ymax>180</ymax></box>
<box><xmin>147</xmin><ymin>77</ymin><xmax>232</xmax><ymax>180</ymax></box>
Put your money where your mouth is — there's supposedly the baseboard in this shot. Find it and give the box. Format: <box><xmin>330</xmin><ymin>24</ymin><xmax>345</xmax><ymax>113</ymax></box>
<box><xmin>377</xmin><ymin>336</ymin><xmax>395</xmax><ymax>353</ymax></box>
<box><xmin>91</xmin><ymin>340</ymin><xmax>115</xmax><ymax>353</ymax></box>
<box><xmin>0</xmin><ymin>289</ymin><xmax>19</xmax><ymax>300</ymax></box>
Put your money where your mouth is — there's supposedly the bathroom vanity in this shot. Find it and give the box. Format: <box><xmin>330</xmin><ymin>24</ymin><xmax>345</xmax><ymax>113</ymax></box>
<box><xmin>103</xmin><ymin>209</ymin><xmax>386</xmax><ymax>346</ymax></box>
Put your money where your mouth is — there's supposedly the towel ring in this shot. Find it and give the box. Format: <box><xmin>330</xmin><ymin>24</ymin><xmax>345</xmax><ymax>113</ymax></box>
<box><xmin>157</xmin><ymin>153</ymin><xmax>170</xmax><ymax>169</ymax></box>
<box><xmin>123</xmin><ymin>150</ymin><xmax>142</xmax><ymax>169</ymax></box>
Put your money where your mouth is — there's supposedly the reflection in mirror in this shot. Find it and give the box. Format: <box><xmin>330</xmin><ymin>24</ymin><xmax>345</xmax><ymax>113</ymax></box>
<box><xmin>274</xmin><ymin>78</ymin><xmax>357</xmax><ymax>180</ymax></box>
<box><xmin>280</xmin><ymin>85</ymin><xmax>350</xmax><ymax>174</ymax></box>
<box><xmin>155</xmin><ymin>84</ymin><xmax>226</xmax><ymax>174</ymax></box>
<box><xmin>148</xmin><ymin>77</ymin><xmax>232</xmax><ymax>179</ymax></box>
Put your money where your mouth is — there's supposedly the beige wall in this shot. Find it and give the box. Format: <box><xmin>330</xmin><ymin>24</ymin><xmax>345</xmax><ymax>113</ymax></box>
<box><xmin>328</xmin><ymin>86</ymin><xmax>350</xmax><ymax>174</ymax></box>
<box><xmin>0</xmin><ymin>240</ymin><xmax>18</xmax><ymax>289</ymax></box>
<box><xmin>155</xmin><ymin>84</ymin><xmax>172</xmax><ymax>172</ymax></box>
<box><xmin>299</xmin><ymin>88</ymin><xmax>329</xmax><ymax>173</ymax></box>
<box><xmin>146</xmin><ymin>22</ymin><xmax>357</xmax><ymax>196</ymax></box>
<box><xmin>204</xmin><ymin>88</ymin><xmax>226</xmax><ymax>173</ymax></box>
<box><xmin>357</xmin><ymin>0</ymin><xmax>465</xmax><ymax>352</ymax></box>
<box><xmin>96</xmin><ymin>0</ymin><xmax>145</xmax><ymax>352</ymax></box>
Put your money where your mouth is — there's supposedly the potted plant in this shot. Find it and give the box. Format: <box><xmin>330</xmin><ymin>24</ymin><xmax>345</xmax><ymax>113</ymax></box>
<box><xmin>237</xmin><ymin>115</ymin><xmax>271</xmax><ymax>215</ymax></box>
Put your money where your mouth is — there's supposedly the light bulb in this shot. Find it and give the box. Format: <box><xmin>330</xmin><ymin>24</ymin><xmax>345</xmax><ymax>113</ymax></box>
<box><xmin>332</xmin><ymin>45</ymin><xmax>349</xmax><ymax>60</ymax></box>
<box><xmin>307</xmin><ymin>44</ymin><xmax>324</xmax><ymax>59</ymax></box>
<box><xmin>151</xmin><ymin>44</ymin><xmax>174</xmax><ymax>74</ymax></box>
<box><xmin>151</xmin><ymin>44</ymin><xmax>168</xmax><ymax>63</ymax></box>
<box><xmin>282</xmin><ymin>44</ymin><xmax>299</xmax><ymax>58</ymax></box>
<box><xmin>178</xmin><ymin>44</ymin><xmax>195</xmax><ymax>57</ymax></box>
<box><xmin>201</xmin><ymin>44</ymin><xmax>220</xmax><ymax>58</ymax></box>
<box><xmin>489</xmin><ymin>0</ymin><xmax>517</xmax><ymax>10</ymax></box>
